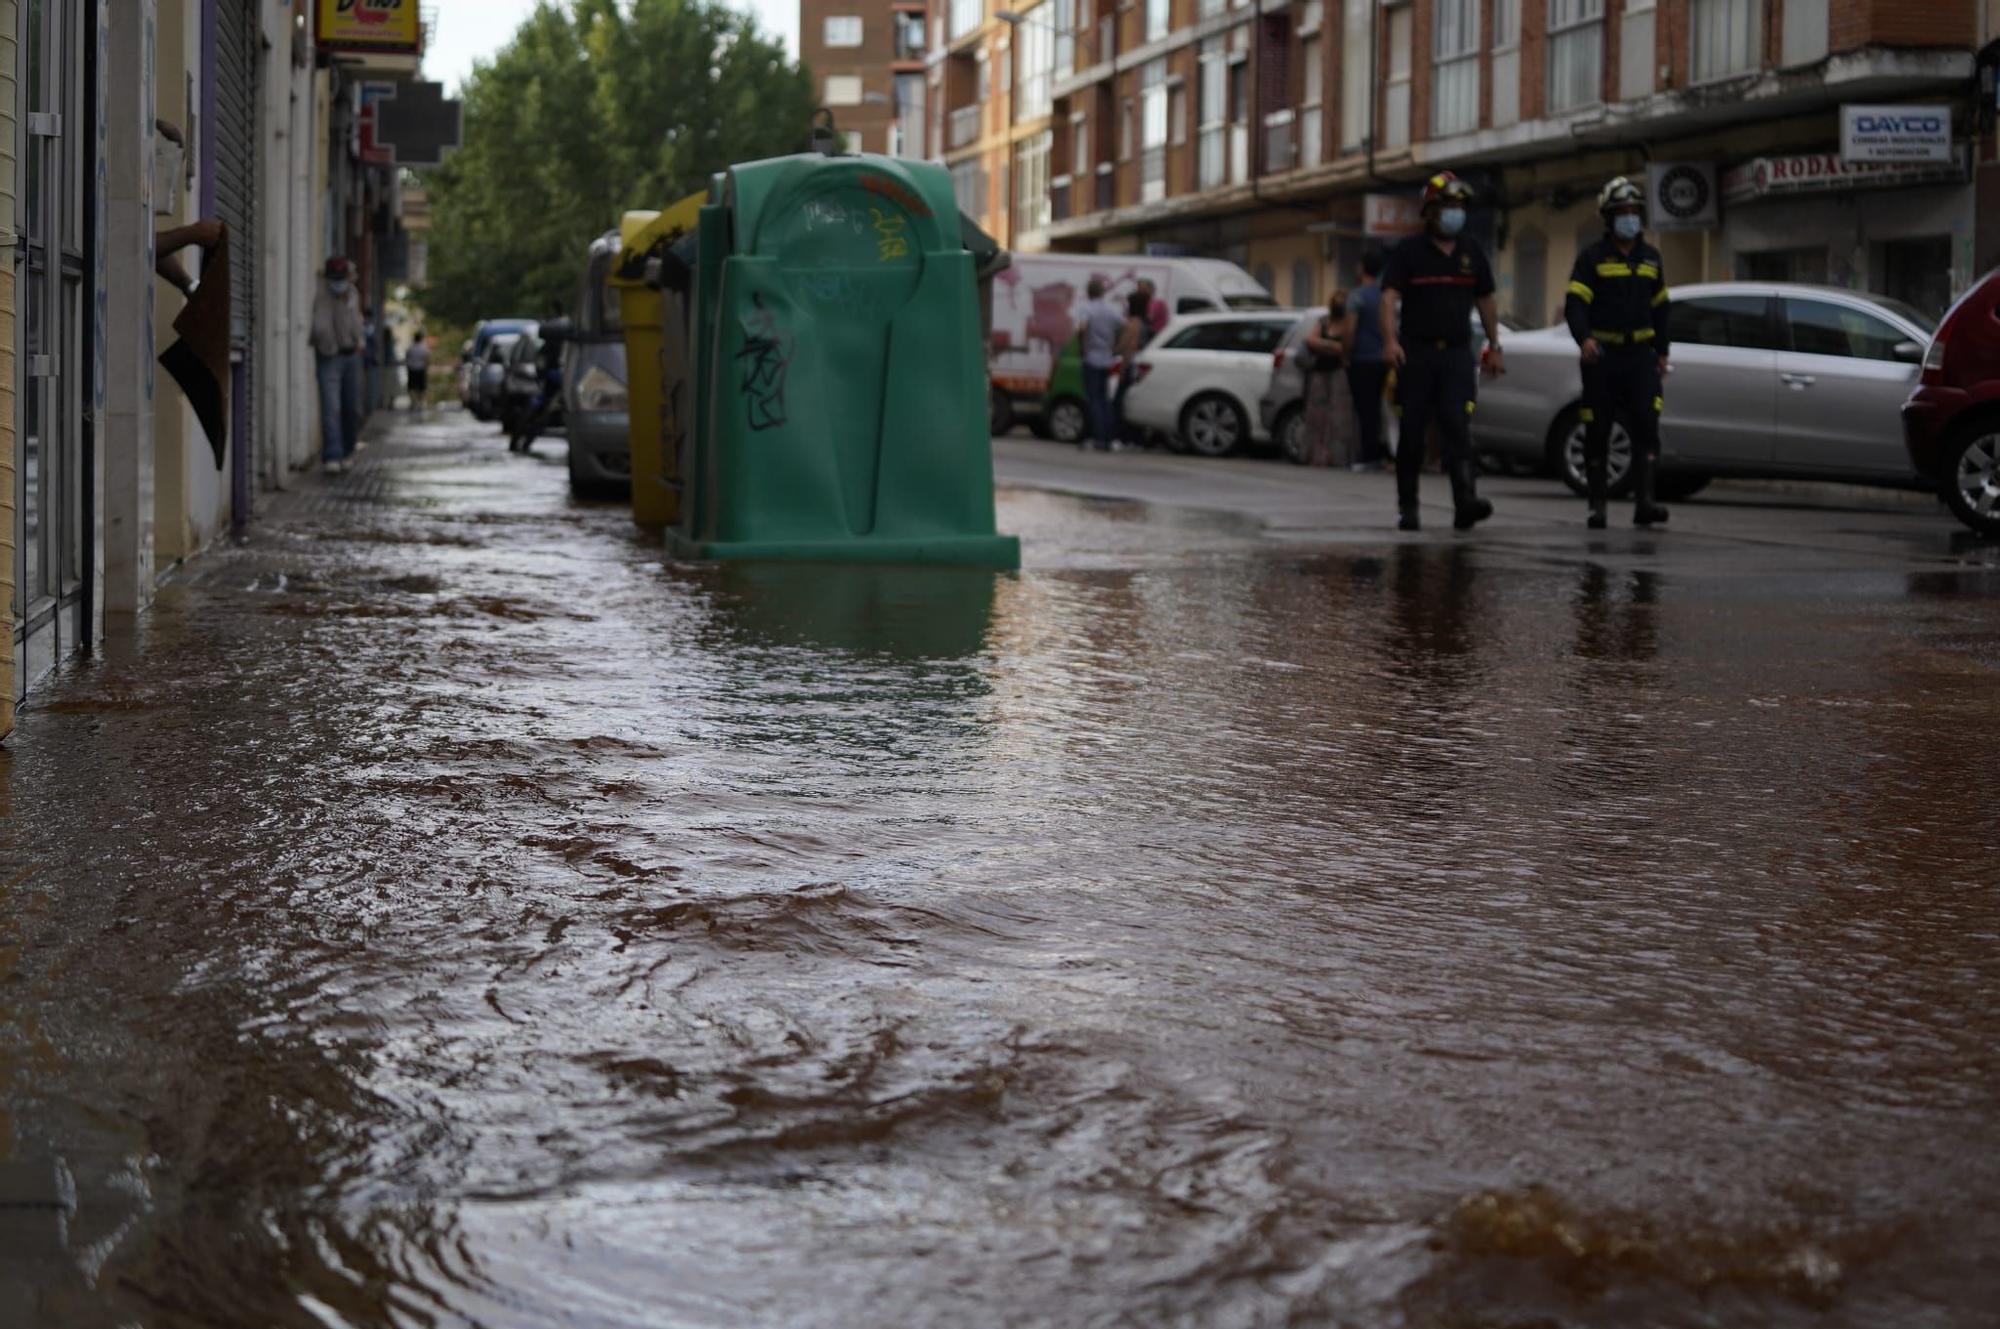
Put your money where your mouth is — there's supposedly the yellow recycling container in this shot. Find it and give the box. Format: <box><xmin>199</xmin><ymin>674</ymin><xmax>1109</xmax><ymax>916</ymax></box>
<box><xmin>611</xmin><ymin>193</ymin><xmax>708</xmax><ymax>527</ymax></box>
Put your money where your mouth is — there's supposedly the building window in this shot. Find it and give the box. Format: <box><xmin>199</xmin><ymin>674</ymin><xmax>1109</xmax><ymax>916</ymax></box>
<box><xmin>952</xmin><ymin>159</ymin><xmax>987</xmax><ymax>217</ymax></box>
<box><xmin>1340</xmin><ymin>0</ymin><xmax>1368</xmax><ymax>151</ymax></box>
<box><xmin>1146</xmin><ymin>0</ymin><xmax>1170</xmax><ymax>42</ymax></box>
<box><xmin>1299</xmin><ymin>35</ymin><xmax>1321</xmax><ymax>165</ymax></box>
<box><xmin>1121</xmin><ymin>96</ymin><xmax>1134</xmax><ymax>162</ymax></box>
<box><xmin>1075</xmin><ymin>115</ymin><xmax>1091</xmax><ymax>174</ymax></box>
<box><xmin>1494</xmin><ymin>0</ymin><xmax>1519</xmax><ymax>43</ymax></box>
<box><xmin>895</xmin><ymin>10</ymin><xmax>926</xmax><ymax>60</ymax></box>
<box><xmin>950</xmin><ymin>0</ymin><xmax>982</xmax><ymax>42</ymax></box>
<box><xmin>1141</xmin><ymin>59</ymin><xmax>1169</xmax><ymax>202</ymax></box>
<box><xmin>1547</xmin><ymin>0</ymin><xmax>1605</xmax><ymax>114</ymax></box>
<box><xmin>1384</xmin><ymin>2</ymin><xmax>1412</xmax><ymax>149</ymax></box>
<box><xmin>1431</xmin><ymin>0</ymin><xmax>1478</xmax><ymax>137</ymax></box>
<box><xmin>824</xmin><ymin>75</ymin><xmax>865</xmax><ymax>107</ymax></box>
<box><xmin>1016</xmin><ymin>130</ymin><xmax>1053</xmax><ymax>232</ymax></box>
<box><xmin>1054</xmin><ymin>0</ymin><xmax>1076</xmax><ymax>79</ymax></box>
<box><xmin>1199</xmin><ymin>0</ymin><xmax>1226</xmax><ymax>19</ymax></box>
<box><xmin>893</xmin><ymin>72</ymin><xmax>926</xmax><ymax>157</ymax></box>
<box><xmin>1016</xmin><ymin>6</ymin><xmax>1053</xmax><ymax>122</ymax></box>
<box><xmin>824</xmin><ymin>15</ymin><xmax>863</xmax><ymax>47</ymax></box>
<box><xmin>1170</xmin><ymin>81</ymin><xmax>1188</xmax><ymax>147</ymax></box>
<box><xmin>1199</xmin><ymin>41</ymin><xmax>1228</xmax><ymax>188</ymax></box>
<box><xmin>1290</xmin><ymin>258</ymin><xmax>1315</xmax><ymax>307</ymax></box>
<box><xmin>1691</xmin><ymin>0</ymin><xmax>1759</xmax><ymax>83</ymax></box>
<box><xmin>1299</xmin><ymin>0</ymin><xmax>1323</xmax><ymax>34</ymax></box>
<box><xmin>977</xmin><ymin>49</ymin><xmax>990</xmax><ymax>102</ymax></box>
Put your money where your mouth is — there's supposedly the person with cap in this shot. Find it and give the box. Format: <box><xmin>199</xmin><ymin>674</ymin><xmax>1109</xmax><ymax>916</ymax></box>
<box><xmin>1380</xmin><ymin>170</ymin><xmax>1504</xmax><ymax>532</ymax></box>
<box><xmin>310</xmin><ymin>257</ymin><xmax>366</xmax><ymax>473</ymax></box>
<box><xmin>1566</xmin><ymin>176</ymin><xmax>1673</xmax><ymax>528</ymax></box>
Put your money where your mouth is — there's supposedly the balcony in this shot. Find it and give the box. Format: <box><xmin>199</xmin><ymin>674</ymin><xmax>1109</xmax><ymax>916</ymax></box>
<box><xmin>893</xmin><ymin>11</ymin><xmax>925</xmax><ymax>61</ymax></box>
<box><xmin>949</xmin><ymin>104</ymin><xmax>982</xmax><ymax>151</ymax></box>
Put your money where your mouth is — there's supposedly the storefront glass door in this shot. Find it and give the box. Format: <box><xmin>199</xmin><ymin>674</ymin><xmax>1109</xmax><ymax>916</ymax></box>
<box><xmin>15</xmin><ymin>0</ymin><xmax>89</xmax><ymax>696</ymax></box>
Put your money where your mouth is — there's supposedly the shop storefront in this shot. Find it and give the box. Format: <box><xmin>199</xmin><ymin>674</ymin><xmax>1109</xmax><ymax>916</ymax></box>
<box><xmin>1718</xmin><ymin>148</ymin><xmax>1974</xmax><ymax>320</ymax></box>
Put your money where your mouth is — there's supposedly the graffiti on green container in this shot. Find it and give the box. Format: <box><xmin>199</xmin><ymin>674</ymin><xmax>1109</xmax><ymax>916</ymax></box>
<box><xmin>735</xmin><ymin>293</ymin><xmax>794</xmax><ymax>432</ymax></box>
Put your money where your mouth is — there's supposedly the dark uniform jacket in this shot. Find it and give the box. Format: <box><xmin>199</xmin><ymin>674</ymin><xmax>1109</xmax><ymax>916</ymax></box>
<box><xmin>1383</xmin><ymin>233</ymin><xmax>1495</xmax><ymax>346</ymax></box>
<box><xmin>1564</xmin><ymin>236</ymin><xmax>1671</xmax><ymax>354</ymax></box>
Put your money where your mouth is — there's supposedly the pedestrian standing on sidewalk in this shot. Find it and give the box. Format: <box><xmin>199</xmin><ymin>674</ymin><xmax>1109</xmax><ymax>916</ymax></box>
<box><xmin>1079</xmin><ymin>277</ymin><xmax>1127</xmax><ymax>452</ymax></box>
<box><xmin>310</xmin><ymin>258</ymin><xmax>366</xmax><ymax>474</ymax></box>
<box><xmin>1566</xmin><ymin>177</ymin><xmax>1673</xmax><ymax>529</ymax></box>
<box><xmin>1380</xmin><ymin>171</ymin><xmax>1506</xmax><ymax>532</ymax></box>
<box><xmin>1111</xmin><ymin>289</ymin><xmax>1152</xmax><ymax>450</ymax></box>
<box><xmin>1299</xmin><ymin>291</ymin><xmax>1355</xmax><ymax>467</ymax></box>
<box><xmin>1137</xmin><ymin>278</ymin><xmax>1170</xmax><ymax>337</ymax></box>
<box><xmin>1342</xmin><ymin>249</ymin><xmax>1390</xmax><ymax>471</ymax></box>
<box><xmin>404</xmin><ymin>330</ymin><xmax>432</xmax><ymax>415</ymax></box>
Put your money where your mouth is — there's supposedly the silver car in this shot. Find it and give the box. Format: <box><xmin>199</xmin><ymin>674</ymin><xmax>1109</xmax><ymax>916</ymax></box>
<box><xmin>1475</xmin><ymin>281</ymin><xmax>1935</xmax><ymax>496</ymax></box>
<box><xmin>561</xmin><ymin>231</ymin><xmax>632</xmax><ymax>500</ymax></box>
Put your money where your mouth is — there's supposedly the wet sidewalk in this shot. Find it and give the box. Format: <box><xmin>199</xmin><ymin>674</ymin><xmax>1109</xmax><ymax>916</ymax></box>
<box><xmin>2</xmin><ymin>413</ymin><xmax>1998</xmax><ymax>1327</ymax></box>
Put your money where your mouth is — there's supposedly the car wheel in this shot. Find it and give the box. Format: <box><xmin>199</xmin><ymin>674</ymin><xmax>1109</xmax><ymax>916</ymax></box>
<box><xmin>1656</xmin><ymin>473</ymin><xmax>1711</xmax><ymax>503</ymax></box>
<box><xmin>1028</xmin><ymin>417</ymin><xmax>1055</xmax><ymax>440</ymax></box>
<box><xmin>1181</xmin><ymin>393</ymin><xmax>1247</xmax><ymax>458</ymax></box>
<box><xmin>1549</xmin><ymin>405</ymin><xmax>1633</xmax><ymax>498</ymax></box>
<box><xmin>990</xmin><ymin>389</ymin><xmax>1016</xmax><ymax>437</ymax></box>
<box><xmin>1942</xmin><ymin>425</ymin><xmax>2000</xmax><ymax>538</ymax></box>
<box><xmin>1275</xmin><ymin>405</ymin><xmax>1307</xmax><ymax>464</ymax></box>
<box><xmin>1046</xmin><ymin>397</ymin><xmax>1088</xmax><ymax>445</ymax></box>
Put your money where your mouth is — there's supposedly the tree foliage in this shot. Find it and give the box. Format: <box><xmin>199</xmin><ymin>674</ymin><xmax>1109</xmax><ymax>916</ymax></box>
<box><xmin>422</xmin><ymin>0</ymin><xmax>814</xmax><ymax>326</ymax></box>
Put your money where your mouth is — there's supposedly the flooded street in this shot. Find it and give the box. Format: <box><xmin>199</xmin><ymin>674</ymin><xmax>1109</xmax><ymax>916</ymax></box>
<box><xmin>3</xmin><ymin>416</ymin><xmax>1998</xmax><ymax>1327</ymax></box>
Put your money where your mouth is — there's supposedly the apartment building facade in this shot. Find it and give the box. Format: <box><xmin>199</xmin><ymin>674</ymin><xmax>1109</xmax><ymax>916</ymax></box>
<box><xmin>929</xmin><ymin>0</ymin><xmax>1981</xmax><ymax>324</ymax></box>
<box><xmin>804</xmin><ymin>0</ymin><xmax>931</xmax><ymax>156</ymax></box>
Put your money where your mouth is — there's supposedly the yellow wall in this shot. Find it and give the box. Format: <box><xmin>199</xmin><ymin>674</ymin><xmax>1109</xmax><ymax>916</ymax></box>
<box><xmin>1</xmin><ymin>1</ymin><xmax>18</xmax><ymax>738</ymax></box>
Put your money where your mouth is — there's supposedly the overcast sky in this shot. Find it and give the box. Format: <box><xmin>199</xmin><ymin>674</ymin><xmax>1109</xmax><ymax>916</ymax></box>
<box><xmin>426</xmin><ymin>0</ymin><xmax>800</xmax><ymax>95</ymax></box>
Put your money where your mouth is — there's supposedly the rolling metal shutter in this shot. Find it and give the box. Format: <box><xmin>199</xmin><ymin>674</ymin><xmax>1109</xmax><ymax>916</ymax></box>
<box><xmin>213</xmin><ymin>0</ymin><xmax>259</xmax><ymax>465</ymax></box>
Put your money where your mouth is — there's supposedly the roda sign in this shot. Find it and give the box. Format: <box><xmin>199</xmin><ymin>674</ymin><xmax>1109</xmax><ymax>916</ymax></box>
<box><xmin>316</xmin><ymin>0</ymin><xmax>422</xmax><ymax>54</ymax></box>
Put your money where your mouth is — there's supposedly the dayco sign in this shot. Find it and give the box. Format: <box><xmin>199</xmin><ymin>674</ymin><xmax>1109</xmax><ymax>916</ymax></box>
<box><xmin>1841</xmin><ymin>104</ymin><xmax>1952</xmax><ymax>164</ymax></box>
<box><xmin>316</xmin><ymin>0</ymin><xmax>422</xmax><ymax>56</ymax></box>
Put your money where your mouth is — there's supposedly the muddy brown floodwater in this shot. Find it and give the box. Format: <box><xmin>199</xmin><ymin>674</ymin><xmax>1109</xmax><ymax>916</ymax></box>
<box><xmin>2</xmin><ymin>422</ymin><xmax>1998</xmax><ymax>1328</ymax></box>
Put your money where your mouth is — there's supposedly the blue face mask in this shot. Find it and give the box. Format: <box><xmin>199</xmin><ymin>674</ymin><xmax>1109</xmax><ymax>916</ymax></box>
<box><xmin>1436</xmin><ymin>208</ymin><xmax>1467</xmax><ymax>238</ymax></box>
<box><xmin>1612</xmin><ymin>214</ymin><xmax>1643</xmax><ymax>241</ymax></box>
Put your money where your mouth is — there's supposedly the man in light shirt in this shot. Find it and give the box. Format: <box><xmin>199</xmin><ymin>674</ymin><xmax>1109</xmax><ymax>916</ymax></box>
<box><xmin>310</xmin><ymin>257</ymin><xmax>366</xmax><ymax>473</ymax></box>
<box><xmin>1078</xmin><ymin>277</ymin><xmax>1127</xmax><ymax>452</ymax></box>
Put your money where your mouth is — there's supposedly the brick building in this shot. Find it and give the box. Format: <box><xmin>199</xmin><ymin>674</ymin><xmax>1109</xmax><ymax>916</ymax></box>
<box><xmin>803</xmin><ymin>0</ymin><xmax>932</xmax><ymax>156</ymax></box>
<box><xmin>927</xmin><ymin>0</ymin><xmax>1983</xmax><ymax>321</ymax></box>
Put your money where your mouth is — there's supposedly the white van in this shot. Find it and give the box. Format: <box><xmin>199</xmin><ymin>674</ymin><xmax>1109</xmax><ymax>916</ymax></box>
<box><xmin>987</xmin><ymin>253</ymin><xmax>1274</xmax><ymax>436</ymax></box>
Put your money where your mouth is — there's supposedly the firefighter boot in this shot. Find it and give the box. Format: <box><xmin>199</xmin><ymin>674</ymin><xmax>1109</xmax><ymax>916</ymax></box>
<box><xmin>1632</xmin><ymin>448</ymin><xmax>1670</xmax><ymax>527</ymax></box>
<box><xmin>1586</xmin><ymin>454</ymin><xmax>1609</xmax><ymax>530</ymax></box>
<box><xmin>1451</xmin><ymin>459</ymin><xmax>1494</xmax><ymax>530</ymax></box>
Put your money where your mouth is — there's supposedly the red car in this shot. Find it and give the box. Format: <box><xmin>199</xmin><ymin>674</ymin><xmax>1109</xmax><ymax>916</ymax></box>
<box><xmin>1902</xmin><ymin>269</ymin><xmax>2000</xmax><ymax>537</ymax></box>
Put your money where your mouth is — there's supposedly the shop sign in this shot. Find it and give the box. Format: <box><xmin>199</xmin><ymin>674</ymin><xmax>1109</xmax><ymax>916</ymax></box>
<box><xmin>1840</xmin><ymin>105</ymin><xmax>1951</xmax><ymax>164</ymax></box>
<box><xmin>1721</xmin><ymin>147</ymin><xmax>1969</xmax><ymax>203</ymax></box>
<box><xmin>1363</xmin><ymin>193</ymin><xmax>1424</xmax><ymax>238</ymax></box>
<box><xmin>315</xmin><ymin>0</ymin><xmax>422</xmax><ymax>56</ymax></box>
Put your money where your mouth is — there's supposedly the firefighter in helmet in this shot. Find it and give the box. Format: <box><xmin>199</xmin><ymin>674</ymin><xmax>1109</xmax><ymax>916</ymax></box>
<box><xmin>1565</xmin><ymin>176</ymin><xmax>1673</xmax><ymax>528</ymax></box>
<box><xmin>1380</xmin><ymin>170</ymin><xmax>1505</xmax><ymax>532</ymax></box>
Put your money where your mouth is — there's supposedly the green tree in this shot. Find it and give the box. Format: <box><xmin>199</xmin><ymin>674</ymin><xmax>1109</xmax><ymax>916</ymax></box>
<box><xmin>422</xmin><ymin>0</ymin><xmax>814</xmax><ymax>327</ymax></box>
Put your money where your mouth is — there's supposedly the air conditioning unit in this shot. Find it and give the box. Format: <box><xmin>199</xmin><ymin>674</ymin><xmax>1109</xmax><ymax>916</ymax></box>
<box><xmin>1646</xmin><ymin>162</ymin><xmax>1720</xmax><ymax>231</ymax></box>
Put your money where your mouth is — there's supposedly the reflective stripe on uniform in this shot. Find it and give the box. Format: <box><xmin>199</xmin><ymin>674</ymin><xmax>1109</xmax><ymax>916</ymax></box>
<box><xmin>1632</xmin><ymin>328</ymin><xmax>1656</xmax><ymax>343</ymax></box>
<box><xmin>1652</xmin><ymin>287</ymin><xmax>1670</xmax><ymax>307</ymax></box>
<box><xmin>1636</xmin><ymin>263</ymin><xmax>1660</xmax><ymax>279</ymax></box>
<box><xmin>1592</xmin><ymin>330</ymin><xmax>1628</xmax><ymax>345</ymax></box>
<box><xmin>1653</xmin><ymin>396</ymin><xmax>1665</xmax><ymax>413</ymax></box>
<box><xmin>1596</xmin><ymin>261</ymin><xmax>1634</xmax><ymax>277</ymax></box>
<box><xmin>1579</xmin><ymin>407</ymin><xmax>1596</xmax><ymax>423</ymax></box>
<box><xmin>1466</xmin><ymin>400</ymin><xmax>1476</xmax><ymax>415</ymax></box>
<box><xmin>1568</xmin><ymin>280</ymin><xmax>1595</xmax><ymax>302</ymax></box>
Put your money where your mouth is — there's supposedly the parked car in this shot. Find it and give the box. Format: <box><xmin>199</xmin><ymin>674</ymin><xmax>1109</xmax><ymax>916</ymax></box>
<box><xmin>1259</xmin><ymin>310</ymin><xmax>1501</xmax><ymax>464</ymax></box>
<box><xmin>1120</xmin><ymin>310</ymin><xmax>1310</xmax><ymax>456</ymax></box>
<box><xmin>473</xmin><ymin>332</ymin><xmax>524</xmax><ymax>424</ymax></box>
<box><xmin>562</xmin><ymin>230</ymin><xmax>633</xmax><ymax>499</ymax></box>
<box><xmin>1475</xmin><ymin>281</ymin><xmax>1934</xmax><ymax>498</ymax></box>
<box><xmin>461</xmin><ymin>318</ymin><xmax>534</xmax><ymax>420</ymax></box>
<box><xmin>1902</xmin><ymin>268</ymin><xmax>2000</xmax><ymax>538</ymax></box>
<box><xmin>989</xmin><ymin>253</ymin><xmax>1274</xmax><ymax>437</ymax></box>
